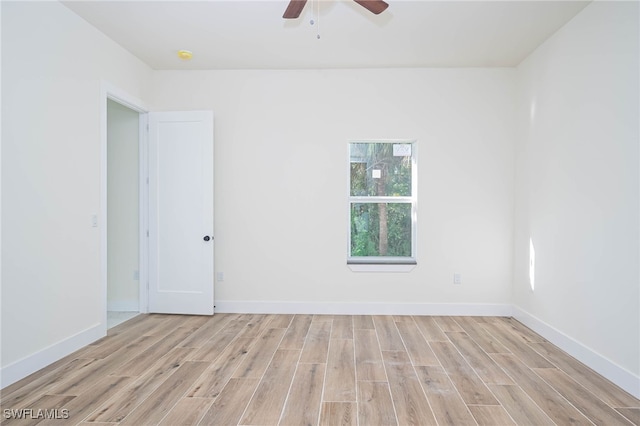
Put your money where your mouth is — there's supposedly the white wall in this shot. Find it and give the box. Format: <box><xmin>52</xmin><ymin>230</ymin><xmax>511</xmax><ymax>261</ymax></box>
<box><xmin>149</xmin><ymin>68</ymin><xmax>517</xmax><ymax>311</ymax></box>
<box><xmin>513</xmin><ymin>0</ymin><xmax>639</xmax><ymax>392</ymax></box>
<box><xmin>107</xmin><ymin>100</ymin><xmax>139</xmax><ymax>312</ymax></box>
<box><xmin>1</xmin><ymin>1</ymin><xmax>151</xmax><ymax>385</ymax></box>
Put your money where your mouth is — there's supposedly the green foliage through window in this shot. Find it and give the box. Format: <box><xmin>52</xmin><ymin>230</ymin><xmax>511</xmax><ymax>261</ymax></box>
<box><xmin>350</xmin><ymin>143</ymin><xmax>412</xmax><ymax>197</ymax></box>
<box><xmin>349</xmin><ymin>142</ymin><xmax>415</xmax><ymax>260</ymax></box>
<box><xmin>351</xmin><ymin>203</ymin><xmax>412</xmax><ymax>256</ymax></box>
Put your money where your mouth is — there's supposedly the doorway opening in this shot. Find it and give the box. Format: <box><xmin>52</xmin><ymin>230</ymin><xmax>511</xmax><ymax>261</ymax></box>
<box><xmin>107</xmin><ymin>99</ymin><xmax>140</xmax><ymax>328</ymax></box>
<box><xmin>101</xmin><ymin>82</ymin><xmax>149</xmax><ymax>332</ymax></box>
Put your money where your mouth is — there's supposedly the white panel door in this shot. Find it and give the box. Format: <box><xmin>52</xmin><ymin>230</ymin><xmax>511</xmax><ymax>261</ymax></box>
<box><xmin>148</xmin><ymin>111</ymin><xmax>214</xmax><ymax>315</ymax></box>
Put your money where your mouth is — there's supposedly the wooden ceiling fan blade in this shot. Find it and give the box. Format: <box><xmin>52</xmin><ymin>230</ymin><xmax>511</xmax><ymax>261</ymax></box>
<box><xmin>283</xmin><ymin>0</ymin><xmax>308</xmax><ymax>19</ymax></box>
<box><xmin>353</xmin><ymin>0</ymin><xmax>389</xmax><ymax>15</ymax></box>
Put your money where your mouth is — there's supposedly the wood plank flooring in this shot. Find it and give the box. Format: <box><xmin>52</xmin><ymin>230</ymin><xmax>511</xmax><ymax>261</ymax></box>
<box><xmin>1</xmin><ymin>314</ymin><xmax>638</xmax><ymax>425</ymax></box>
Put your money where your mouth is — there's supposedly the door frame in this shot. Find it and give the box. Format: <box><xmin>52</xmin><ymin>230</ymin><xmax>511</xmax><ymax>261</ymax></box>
<box><xmin>100</xmin><ymin>81</ymin><xmax>149</xmax><ymax>335</ymax></box>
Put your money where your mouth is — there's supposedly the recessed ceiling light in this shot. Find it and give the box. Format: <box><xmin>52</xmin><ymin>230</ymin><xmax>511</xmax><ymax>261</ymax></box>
<box><xmin>177</xmin><ymin>50</ymin><xmax>193</xmax><ymax>60</ymax></box>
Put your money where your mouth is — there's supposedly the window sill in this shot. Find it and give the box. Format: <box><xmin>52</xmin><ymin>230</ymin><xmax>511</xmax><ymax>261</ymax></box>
<box><xmin>347</xmin><ymin>258</ymin><xmax>416</xmax><ymax>272</ymax></box>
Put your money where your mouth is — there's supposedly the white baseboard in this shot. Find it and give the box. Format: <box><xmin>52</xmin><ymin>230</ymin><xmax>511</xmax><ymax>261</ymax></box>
<box><xmin>512</xmin><ymin>306</ymin><xmax>640</xmax><ymax>399</ymax></box>
<box><xmin>215</xmin><ymin>300</ymin><xmax>513</xmax><ymax>317</ymax></box>
<box><xmin>0</xmin><ymin>323</ymin><xmax>104</xmax><ymax>389</ymax></box>
<box><xmin>107</xmin><ymin>300</ymin><xmax>139</xmax><ymax>312</ymax></box>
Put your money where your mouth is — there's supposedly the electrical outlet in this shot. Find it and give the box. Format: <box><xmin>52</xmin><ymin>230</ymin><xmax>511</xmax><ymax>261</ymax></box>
<box><xmin>133</xmin><ymin>270</ymin><xmax>139</xmax><ymax>280</ymax></box>
<box><xmin>216</xmin><ymin>272</ymin><xmax>224</xmax><ymax>282</ymax></box>
<box><xmin>453</xmin><ymin>273</ymin><xmax>462</xmax><ymax>285</ymax></box>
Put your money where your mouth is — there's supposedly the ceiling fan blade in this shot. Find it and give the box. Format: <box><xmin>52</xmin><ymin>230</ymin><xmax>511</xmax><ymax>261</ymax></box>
<box><xmin>353</xmin><ymin>0</ymin><xmax>389</xmax><ymax>15</ymax></box>
<box><xmin>283</xmin><ymin>0</ymin><xmax>308</xmax><ymax>19</ymax></box>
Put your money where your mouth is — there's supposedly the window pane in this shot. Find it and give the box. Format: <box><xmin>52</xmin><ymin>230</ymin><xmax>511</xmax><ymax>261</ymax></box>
<box><xmin>350</xmin><ymin>203</ymin><xmax>412</xmax><ymax>257</ymax></box>
<box><xmin>350</xmin><ymin>143</ymin><xmax>412</xmax><ymax>197</ymax></box>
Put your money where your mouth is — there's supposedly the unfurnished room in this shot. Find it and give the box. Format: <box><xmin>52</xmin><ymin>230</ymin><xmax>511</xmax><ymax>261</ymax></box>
<box><xmin>1</xmin><ymin>0</ymin><xmax>639</xmax><ymax>424</ymax></box>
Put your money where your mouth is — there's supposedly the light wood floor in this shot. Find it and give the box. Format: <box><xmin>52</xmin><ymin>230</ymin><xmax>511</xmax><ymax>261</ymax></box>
<box><xmin>2</xmin><ymin>314</ymin><xmax>638</xmax><ymax>425</ymax></box>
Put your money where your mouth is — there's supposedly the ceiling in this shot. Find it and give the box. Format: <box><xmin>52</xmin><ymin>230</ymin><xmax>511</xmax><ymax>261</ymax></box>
<box><xmin>62</xmin><ymin>0</ymin><xmax>590</xmax><ymax>70</ymax></box>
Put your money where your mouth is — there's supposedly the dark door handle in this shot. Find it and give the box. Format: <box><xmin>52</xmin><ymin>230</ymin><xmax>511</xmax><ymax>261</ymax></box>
<box><xmin>203</xmin><ymin>236</ymin><xmax>211</xmax><ymax>242</ymax></box>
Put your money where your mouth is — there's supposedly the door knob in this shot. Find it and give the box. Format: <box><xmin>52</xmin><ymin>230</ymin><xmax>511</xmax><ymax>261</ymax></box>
<box><xmin>203</xmin><ymin>236</ymin><xmax>211</xmax><ymax>241</ymax></box>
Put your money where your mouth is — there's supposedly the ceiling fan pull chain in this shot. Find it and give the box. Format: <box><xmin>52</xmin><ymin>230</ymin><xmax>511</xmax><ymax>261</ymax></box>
<box><xmin>316</xmin><ymin>0</ymin><xmax>321</xmax><ymax>39</ymax></box>
<box><xmin>305</xmin><ymin>0</ymin><xmax>320</xmax><ymax>39</ymax></box>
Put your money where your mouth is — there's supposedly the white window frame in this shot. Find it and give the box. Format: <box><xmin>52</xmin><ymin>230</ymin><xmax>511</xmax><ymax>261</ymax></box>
<box><xmin>347</xmin><ymin>140</ymin><xmax>417</xmax><ymax>272</ymax></box>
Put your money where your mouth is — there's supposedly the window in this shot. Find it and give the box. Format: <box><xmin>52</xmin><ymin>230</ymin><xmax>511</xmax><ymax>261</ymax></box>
<box><xmin>348</xmin><ymin>141</ymin><xmax>417</xmax><ymax>267</ymax></box>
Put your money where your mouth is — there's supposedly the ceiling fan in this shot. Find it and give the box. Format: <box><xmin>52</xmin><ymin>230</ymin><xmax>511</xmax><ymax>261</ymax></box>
<box><xmin>283</xmin><ymin>0</ymin><xmax>389</xmax><ymax>19</ymax></box>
